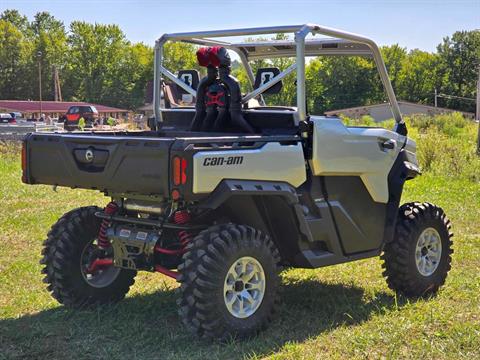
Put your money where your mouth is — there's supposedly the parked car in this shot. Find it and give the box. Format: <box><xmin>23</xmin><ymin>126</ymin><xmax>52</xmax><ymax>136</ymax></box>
<box><xmin>0</xmin><ymin>113</ymin><xmax>16</xmax><ymax>124</ymax></box>
<box><xmin>63</xmin><ymin>105</ymin><xmax>99</xmax><ymax>131</ymax></box>
<box><xmin>9</xmin><ymin>112</ymin><xmax>23</xmax><ymax>121</ymax></box>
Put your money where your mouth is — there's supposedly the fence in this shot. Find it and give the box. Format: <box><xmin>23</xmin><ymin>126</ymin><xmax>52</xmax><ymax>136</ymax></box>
<box><xmin>0</xmin><ymin>123</ymin><xmax>64</xmax><ymax>141</ymax></box>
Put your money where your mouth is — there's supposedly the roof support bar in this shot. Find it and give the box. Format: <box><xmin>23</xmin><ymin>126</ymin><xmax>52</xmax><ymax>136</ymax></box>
<box><xmin>160</xmin><ymin>65</ymin><xmax>197</xmax><ymax>97</ymax></box>
<box><xmin>234</xmin><ymin>49</ymin><xmax>266</xmax><ymax>106</ymax></box>
<box><xmin>154</xmin><ymin>23</ymin><xmax>405</xmax><ymax>131</ymax></box>
<box><xmin>159</xmin><ymin>25</ymin><xmax>303</xmax><ymax>41</ymax></box>
<box><xmin>153</xmin><ymin>40</ymin><xmax>163</xmax><ymax>123</ymax></box>
<box><xmin>295</xmin><ymin>25</ymin><xmax>310</xmax><ymax>122</ymax></box>
<box><xmin>184</xmin><ymin>38</ymin><xmax>231</xmax><ymax>47</ymax></box>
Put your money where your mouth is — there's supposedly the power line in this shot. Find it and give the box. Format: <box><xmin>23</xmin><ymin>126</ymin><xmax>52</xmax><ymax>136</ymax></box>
<box><xmin>436</xmin><ymin>93</ymin><xmax>475</xmax><ymax>102</ymax></box>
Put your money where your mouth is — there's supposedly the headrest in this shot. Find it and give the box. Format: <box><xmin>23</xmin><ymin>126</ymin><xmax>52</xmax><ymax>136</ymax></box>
<box><xmin>254</xmin><ymin>67</ymin><xmax>282</xmax><ymax>94</ymax></box>
<box><xmin>177</xmin><ymin>69</ymin><xmax>200</xmax><ymax>91</ymax></box>
<box><xmin>196</xmin><ymin>46</ymin><xmax>231</xmax><ymax>67</ymax></box>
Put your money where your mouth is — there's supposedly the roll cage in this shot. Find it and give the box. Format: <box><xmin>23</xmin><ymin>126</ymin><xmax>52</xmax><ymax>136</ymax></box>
<box><xmin>154</xmin><ymin>24</ymin><xmax>406</xmax><ymax>134</ymax></box>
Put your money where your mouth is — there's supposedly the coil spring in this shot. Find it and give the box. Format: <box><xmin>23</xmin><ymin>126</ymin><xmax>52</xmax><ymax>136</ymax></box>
<box><xmin>97</xmin><ymin>202</ymin><xmax>118</xmax><ymax>249</ymax></box>
<box><xmin>174</xmin><ymin>210</ymin><xmax>192</xmax><ymax>249</ymax></box>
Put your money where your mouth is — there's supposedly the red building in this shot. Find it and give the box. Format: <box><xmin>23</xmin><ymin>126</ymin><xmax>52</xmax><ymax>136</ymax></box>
<box><xmin>0</xmin><ymin>100</ymin><xmax>129</xmax><ymax>120</ymax></box>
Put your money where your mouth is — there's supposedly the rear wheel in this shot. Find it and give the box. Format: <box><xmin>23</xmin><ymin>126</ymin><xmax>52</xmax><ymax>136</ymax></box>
<box><xmin>381</xmin><ymin>202</ymin><xmax>453</xmax><ymax>297</ymax></box>
<box><xmin>41</xmin><ymin>206</ymin><xmax>136</xmax><ymax>307</ymax></box>
<box><xmin>177</xmin><ymin>224</ymin><xmax>281</xmax><ymax>340</ymax></box>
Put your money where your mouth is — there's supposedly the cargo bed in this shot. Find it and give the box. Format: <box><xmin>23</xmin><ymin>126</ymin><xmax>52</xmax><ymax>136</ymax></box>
<box><xmin>23</xmin><ymin>132</ymin><xmax>174</xmax><ymax>197</ymax></box>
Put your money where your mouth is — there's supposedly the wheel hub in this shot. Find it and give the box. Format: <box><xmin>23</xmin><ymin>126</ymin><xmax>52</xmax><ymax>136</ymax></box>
<box><xmin>234</xmin><ymin>280</ymin><xmax>245</xmax><ymax>292</ymax></box>
<box><xmin>415</xmin><ymin>227</ymin><xmax>442</xmax><ymax>277</ymax></box>
<box><xmin>223</xmin><ymin>256</ymin><xmax>266</xmax><ymax>319</ymax></box>
<box><xmin>80</xmin><ymin>240</ymin><xmax>121</xmax><ymax>288</ymax></box>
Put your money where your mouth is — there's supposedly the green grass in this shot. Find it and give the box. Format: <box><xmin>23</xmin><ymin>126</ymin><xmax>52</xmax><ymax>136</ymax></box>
<box><xmin>1</xmin><ymin>117</ymin><xmax>479</xmax><ymax>359</ymax></box>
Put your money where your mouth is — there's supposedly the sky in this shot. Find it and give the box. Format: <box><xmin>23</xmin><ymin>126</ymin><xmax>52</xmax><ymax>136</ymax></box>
<box><xmin>1</xmin><ymin>0</ymin><xmax>479</xmax><ymax>52</ymax></box>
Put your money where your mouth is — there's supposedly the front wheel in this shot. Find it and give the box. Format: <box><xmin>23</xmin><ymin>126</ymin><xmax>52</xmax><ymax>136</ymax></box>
<box><xmin>41</xmin><ymin>206</ymin><xmax>136</xmax><ymax>307</ymax></box>
<box><xmin>381</xmin><ymin>202</ymin><xmax>453</xmax><ymax>297</ymax></box>
<box><xmin>177</xmin><ymin>224</ymin><xmax>281</xmax><ymax>340</ymax></box>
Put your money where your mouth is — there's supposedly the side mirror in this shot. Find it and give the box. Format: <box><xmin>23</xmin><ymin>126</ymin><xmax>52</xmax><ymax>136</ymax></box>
<box><xmin>254</xmin><ymin>67</ymin><xmax>282</xmax><ymax>94</ymax></box>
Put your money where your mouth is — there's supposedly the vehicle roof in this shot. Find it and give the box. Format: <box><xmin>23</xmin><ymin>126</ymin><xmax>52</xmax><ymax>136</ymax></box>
<box><xmin>230</xmin><ymin>39</ymin><xmax>371</xmax><ymax>59</ymax></box>
<box><xmin>159</xmin><ymin>24</ymin><xmax>376</xmax><ymax>59</ymax></box>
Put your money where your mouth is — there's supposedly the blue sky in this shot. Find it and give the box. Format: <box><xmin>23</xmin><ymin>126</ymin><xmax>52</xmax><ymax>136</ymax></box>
<box><xmin>2</xmin><ymin>0</ymin><xmax>479</xmax><ymax>52</ymax></box>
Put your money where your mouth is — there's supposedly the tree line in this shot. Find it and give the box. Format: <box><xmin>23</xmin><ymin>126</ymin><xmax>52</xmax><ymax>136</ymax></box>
<box><xmin>0</xmin><ymin>10</ymin><xmax>478</xmax><ymax>113</ymax></box>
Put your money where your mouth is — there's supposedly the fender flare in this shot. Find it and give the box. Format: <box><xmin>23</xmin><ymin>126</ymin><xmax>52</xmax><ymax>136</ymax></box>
<box><xmin>383</xmin><ymin>149</ymin><xmax>421</xmax><ymax>245</ymax></box>
<box><xmin>197</xmin><ymin>179</ymin><xmax>313</xmax><ymax>243</ymax></box>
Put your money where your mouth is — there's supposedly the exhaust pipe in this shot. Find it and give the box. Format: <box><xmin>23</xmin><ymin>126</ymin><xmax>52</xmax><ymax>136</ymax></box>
<box><xmin>123</xmin><ymin>199</ymin><xmax>164</xmax><ymax>215</ymax></box>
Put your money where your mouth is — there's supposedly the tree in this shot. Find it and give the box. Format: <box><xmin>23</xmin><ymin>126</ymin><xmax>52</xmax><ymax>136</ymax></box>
<box><xmin>66</xmin><ymin>21</ymin><xmax>130</xmax><ymax>105</ymax></box>
<box><xmin>28</xmin><ymin>12</ymin><xmax>68</xmax><ymax>101</ymax></box>
<box><xmin>0</xmin><ymin>9</ymin><xmax>30</xmax><ymax>34</ymax></box>
<box><xmin>397</xmin><ymin>49</ymin><xmax>439</xmax><ymax>104</ymax></box>
<box><xmin>311</xmin><ymin>56</ymin><xmax>384</xmax><ymax>113</ymax></box>
<box><xmin>0</xmin><ymin>20</ymin><xmax>31</xmax><ymax>99</ymax></box>
<box><xmin>381</xmin><ymin>44</ymin><xmax>407</xmax><ymax>94</ymax></box>
<box><xmin>437</xmin><ymin>30</ymin><xmax>480</xmax><ymax>112</ymax></box>
<box><xmin>163</xmin><ymin>42</ymin><xmax>199</xmax><ymax>73</ymax></box>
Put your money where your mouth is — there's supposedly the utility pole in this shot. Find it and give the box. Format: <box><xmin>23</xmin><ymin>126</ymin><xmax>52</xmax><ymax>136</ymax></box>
<box><xmin>434</xmin><ymin>88</ymin><xmax>438</xmax><ymax>107</ymax></box>
<box><xmin>37</xmin><ymin>51</ymin><xmax>43</xmax><ymax>120</ymax></box>
<box><xmin>53</xmin><ymin>65</ymin><xmax>62</xmax><ymax>102</ymax></box>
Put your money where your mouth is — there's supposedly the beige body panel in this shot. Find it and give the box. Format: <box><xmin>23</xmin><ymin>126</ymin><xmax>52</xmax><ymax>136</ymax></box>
<box><xmin>309</xmin><ymin>116</ymin><xmax>415</xmax><ymax>203</ymax></box>
<box><xmin>192</xmin><ymin>142</ymin><xmax>306</xmax><ymax>194</ymax></box>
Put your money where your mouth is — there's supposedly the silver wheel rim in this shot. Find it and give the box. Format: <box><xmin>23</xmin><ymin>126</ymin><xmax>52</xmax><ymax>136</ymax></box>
<box><xmin>415</xmin><ymin>227</ymin><xmax>442</xmax><ymax>277</ymax></box>
<box><xmin>80</xmin><ymin>240</ymin><xmax>121</xmax><ymax>288</ymax></box>
<box><xmin>223</xmin><ymin>256</ymin><xmax>266</xmax><ymax>319</ymax></box>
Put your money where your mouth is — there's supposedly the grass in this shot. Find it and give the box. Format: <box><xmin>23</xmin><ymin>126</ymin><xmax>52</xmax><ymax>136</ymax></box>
<box><xmin>1</xmin><ymin>115</ymin><xmax>479</xmax><ymax>359</ymax></box>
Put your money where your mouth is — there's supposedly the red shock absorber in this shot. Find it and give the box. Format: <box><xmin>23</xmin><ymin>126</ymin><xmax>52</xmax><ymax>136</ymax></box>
<box><xmin>153</xmin><ymin>209</ymin><xmax>193</xmax><ymax>279</ymax></box>
<box><xmin>97</xmin><ymin>201</ymin><xmax>118</xmax><ymax>249</ymax></box>
<box><xmin>174</xmin><ymin>210</ymin><xmax>192</xmax><ymax>249</ymax></box>
<box><xmin>154</xmin><ymin>209</ymin><xmax>193</xmax><ymax>255</ymax></box>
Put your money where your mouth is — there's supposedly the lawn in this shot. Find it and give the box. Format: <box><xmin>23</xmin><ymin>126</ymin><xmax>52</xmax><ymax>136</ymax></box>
<box><xmin>0</xmin><ymin>116</ymin><xmax>479</xmax><ymax>359</ymax></box>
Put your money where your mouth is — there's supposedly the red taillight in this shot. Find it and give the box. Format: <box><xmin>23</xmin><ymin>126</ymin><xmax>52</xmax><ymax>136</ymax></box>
<box><xmin>21</xmin><ymin>141</ymin><xmax>27</xmax><ymax>183</ymax></box>
<box><xmin>172</xmin><ymin>156</ymin><xmax>187</xmax><ymax>186</ymax></box>
<box><xmin>66</xmin><ymin>114</ymin><xmax>80</xmax><ymax>122</ymax></box>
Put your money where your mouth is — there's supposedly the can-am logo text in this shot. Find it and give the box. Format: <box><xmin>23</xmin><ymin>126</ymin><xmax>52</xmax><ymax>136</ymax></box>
<box><xmin>203</xmin><ymin>156</ymin><xmax>244</xmax><ymax>166</ymax></box>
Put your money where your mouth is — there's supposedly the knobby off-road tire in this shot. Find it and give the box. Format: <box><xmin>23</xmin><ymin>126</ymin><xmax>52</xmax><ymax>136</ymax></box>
<box><xmin>382</xmin><ymin>202</ymin><xmax>453</xmax><ymax>297</ymax></box>
<box><xmin>177</xmin><ymin>224</ymin><xmax>281</xmax><ymax>340</ymax></box>
<box><xmin>41</xmin><ymin>206</ymin><xmax>136</xmax><ymax>307</ymax></box>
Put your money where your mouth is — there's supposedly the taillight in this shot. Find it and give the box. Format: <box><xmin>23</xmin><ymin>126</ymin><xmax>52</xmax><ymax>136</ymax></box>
<box><xmin>21</xmin><ymin>141</ymin><xmax>27</xmax><ymax>183</ymax></box>
<box><xmin>172</xmin><ymin>156</ymin><xmax>187</xmax><ymax>186</ymax></box>
<box><xmin>66</xmin><ymin>114</ymin><xmax>80</xmax><ymax>122</ymax></box>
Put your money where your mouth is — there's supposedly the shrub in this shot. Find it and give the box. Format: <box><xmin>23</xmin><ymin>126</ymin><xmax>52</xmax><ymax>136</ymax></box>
<box><xmin>416</xmin><ymin>130</ymin><xmax>443</xmax><ymax>172</ymax></box>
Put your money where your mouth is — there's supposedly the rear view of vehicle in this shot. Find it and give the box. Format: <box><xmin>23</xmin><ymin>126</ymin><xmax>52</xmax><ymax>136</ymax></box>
<box><xmin>0</xmin><ymin>113</ymin><xmax>16</xmax><ymax>124</ymax></box>
<box><xmin>64</xmin><ymin>105</ymin><xmax>99</xmax><ymax>131</ymax></box>
<box><xmin>22</xmin><ymin>24</ymin><xmax>454</xmax><ymax>341</ymax></box>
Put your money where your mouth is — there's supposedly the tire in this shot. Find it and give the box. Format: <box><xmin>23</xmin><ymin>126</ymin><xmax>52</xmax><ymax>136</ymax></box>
<box><xmin>40</xmin><ymin>206</ymin><xmax>136</xmax><ymax>308</ymax></box>
<box><xmin>381</xmin><ymin>202</ymin><xmax>453</xmax><ymax>297</ymax></box>
<box><xmin>177</xmin><ymin>224</ymin><xmax>281</xmax><ymax>340</ymax></box>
